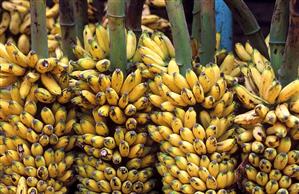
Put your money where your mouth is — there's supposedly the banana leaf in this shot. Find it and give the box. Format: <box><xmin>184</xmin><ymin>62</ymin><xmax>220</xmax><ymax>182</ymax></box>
<box><xmin>269</xmin><ymin>0</ymin><xmax>289</xmax><ymax>75</ymax></box>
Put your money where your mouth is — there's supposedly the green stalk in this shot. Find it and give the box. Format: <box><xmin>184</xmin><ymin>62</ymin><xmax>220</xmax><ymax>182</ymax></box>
<box><xmin>269</xmin><ymin>0</ymin><xmax>289</xmax><ymax>75</ymax></box>
<box><xmin>30</xmin><ymin>0</ymin><xmax>48</xmax><ymax>58</ymax></box>
<box><xmin>73</xmin><ymin>0</ymin><xmax>88</xmax><ymax>43</ymax></box>
<box><xmin>107</xmin><ymin>0</ymin><xmax>127</xmax><ymax>73</ymax></box>
<box><xmin>200</xmin><ymin>0</ymin><xmax>215</xmax><ymax>65</ymax></box>
<box><xmin>279</xmin><ymin>0</ymin><xmax>299</xmax><ymax>85</ymax></box>
<box><xmin>224</xmin><ymin>0</ymin><xmax>269</xmax><ymax>59</ymax></box>
<box><xmin>126</xmin><ymin>0</ymin><xmax>145</xmax><ymax>38</ymax></box>
<box><xmin>191</xmin><ymin>0</ymin><xmax>201</xmax><ymax>51</ymax></box>
<box><xmin>59</xmin><ymin>0</ymin><xmax>76</xmax><ymax>59</ymax></box>
<box><xmin>165</xmin><ymin>0</ymin><xmax>192</xmax><ymax>74</ymax></box>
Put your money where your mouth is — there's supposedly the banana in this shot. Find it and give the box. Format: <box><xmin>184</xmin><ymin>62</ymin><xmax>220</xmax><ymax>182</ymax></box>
<box><xmin>278</xmin><ymin>79</ymin><xmax>299</xmax><ymax>103</ymax></box>
<box><xmin>234</xmin><ymin>84</ymin><xmax>266</xmax><ymax>109</ymax></box>
<box><xmin>235</xmin><ymin>42</ymin><xmax>251</xmax><ymax>61</ymax></box>
<box><xmin>16</xmin><ymin>176</ymin><xmax>27</xmax><ymax>194</ymax></box>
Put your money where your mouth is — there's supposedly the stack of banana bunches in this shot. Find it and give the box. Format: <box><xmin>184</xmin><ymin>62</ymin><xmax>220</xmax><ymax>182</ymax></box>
<box><xmin>1</xmin><ymin>7</ymin><xmax>299</xmax><ymax>194</ymax></box>
<box><xmin>0</xmin><ymin>30</ymin><xmax>77</xmax><ymax>193</ymax></box>
<box><xmin>70</xmin><ymin>24</ymin><xmax>166</xmax><ymax>194</ymax></box>
<box><xmin>228</xmin><ymin>42</ymin><xmax>299</xmax><ymax>194</ymax></box>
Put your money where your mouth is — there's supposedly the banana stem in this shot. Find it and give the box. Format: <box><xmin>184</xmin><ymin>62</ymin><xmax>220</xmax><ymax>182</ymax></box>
<box><xmin>269</xmin><ymin>0</ymin><xmax>289</xmax><ymax>76</ymax></box>
<box><xmin>126</xmin><ymin>0</ymin><xmax>145</xmax><ymax>38</ymax></box>
<box><xmin>200</xmin><ymin>0</ymin><xmax>216</xmax><ymax>65</ymax></box>
<box><xmin>59</xmin><ymin>0</ymin><xmax>76</xmax><ymax>59</ymax></box>
<box><xmin>165</xmin><ymin>0</ymin><xmax>192</xmax><ymax>74</ymax></box>
<box><xmin>108</xmin><ymin>0</ymin><xmax>127</xmax><ymax>73</ymax></box>
<box><xmin>279</xmin><ymin>0</ymin><xmax>299</xmax><ymax>86</ymax></box>
<box><xmin>223</xmin><ymin>0</ymin><xmax>269</xmax><ymax>59</ymax></box>
<box><xmin>191</xmin><ymin>0</ymin><xmax>201</xmax><ymax>50</ymax></box>
<box><xmin>30</xmin><ymin>0</ymin><xmax>48</xmax><ymax>58</ymax></box>
<box><xmin>93</xmin><ymin>0</ymin><xmax>106</xmax><ymax>22</ymax></box>
<box><xmin>73</xmin><ymin>0</ymin><xmax>88</xmax><ymax>44</ymax></box>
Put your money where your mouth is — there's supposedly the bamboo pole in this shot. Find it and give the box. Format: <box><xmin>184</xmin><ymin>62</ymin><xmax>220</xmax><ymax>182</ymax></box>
<box><xmin>269</xmin><ymin>0</ymin><xmax>289</xmax><ymax>76</ymax></box>
<box><xmin>59</xmin><ymin>0</ymin><xmax>76</xmax><ymax>59</ymax></box>
<box><xmin>279</xmin><ymin>0</ymin><xmax>299</xmax><ymax>85</ymax></box>
<box><xmin>126</xmin><ymin>0</ymin><xmax>145</xmax><ymax>38</ymax></box>
<box><xmin>191</xmin><ymin>0</ymin><xmax>201</xmax><ymax>50</ymax></box>
<box><xmin>30</xmin><ymin>0</ymin><xmax>48</xmax><ymax>58</ymax></box>
<box><xmin>165</xmin><ymin>0</ymin><xmax>192</xmax><ymax>74</ymax></box>
<box><xmin>200</xmin><ymin>0</ymin><xmax>216</xmax><ymax>65</ymax></box>
<box><xmin>107</xmin><ymin>0</ymin><xmax>127</xmax><ymax>73</ymax></box>
<box><xmin>223</xmin><ymin>0</ymin><xmax>269</xmax><ymax>59</ymax></box>
<box><xmin>73</xmin><ymin>0</ymin><xmax>88</xmax><ymax>43</ymax></box>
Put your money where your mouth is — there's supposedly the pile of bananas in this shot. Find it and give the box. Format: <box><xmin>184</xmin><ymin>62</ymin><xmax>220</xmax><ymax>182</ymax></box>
<box><xmin>141</xmin><ymin>6</ymin><xmax>170</xmax><ymax>33</ymax></box>
<box><xmin>0</xmin><ymin>85</ymin><xmax>76</xmax><ymax>193</ymax></box>
<box><xmin>230</xmin><ymin>48</ymin><xmax>299</xmax><ymax>193</ymax></box>
<box><xmin>144</xmin><ymin>60</ymin><xmax>239</xmax><ymax>193</ymax></box>
<box><xmin>69</xmin><ymin>25</ymin><xmax>174</xmax><ymax>193</ymax></box>
<box><xmin>0</xmin><ymin>40</ymin><xmax>71</xmax><ymax>104</ymax></box>
<box><xmin>0</xmin><ymin>0</ymin><xmax>62</xmax><ymax>54</ymax></box>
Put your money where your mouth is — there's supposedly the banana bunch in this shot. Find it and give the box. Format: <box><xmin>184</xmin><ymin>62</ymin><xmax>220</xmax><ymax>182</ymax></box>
<box><xmin>136</xmin><ymin>31</ymin><xmax>175</xmax><ymax>73</ymax></box>
<box><xmin>141</xmin><ymin>15</ymin><xmax>170</xmax><ymax>33</ymax></box>
<box><xmin>70</xmin><ymin>66</ymin><xmax>159</xmax><ymax>191</ymax></box>
<box><xmin>0</xmin><ymin>102</ymin><xmax>76</xmax><ymax>149</ymax></box>
<box><xmin>147</xmin><ymin>109</ymin><xmax>239</xmax><ymax>193</ymax></box>
<box><xmin>0</xmin><ymin>135</ymin><xmax>75</xmax><ymax>194</ymax></box>
<box><xmin>146</xmin><ymin>62</ymin><xmax>237</xmax><ymax>118</ymax></box>
<box><xmin>75</xmin><ymin>153</ymin><xmax>159</xmax><ymax>194</ymax></box>
<box><xmin>143</xmin><ymin>58</ymin><xmax>240</xmax><ymax>192</ymax></box>
<box><xmin>236</xmin><ymin>124</ymin><xmax>299</xmax><ymax>193</ymax></box>
<box><xmin>0</xmin><ymin>0</ymin><xmax>61</xmax><ymax>54</ymax></box>
<box><xmin>0</xmin><ymin>41</ymin><xmax>72</xmax><ymax>104</ymax></box>
<box><xmin>72</xmin><ymin>24</ymin><xmax>110</xmax><ymax>61</ymax></box>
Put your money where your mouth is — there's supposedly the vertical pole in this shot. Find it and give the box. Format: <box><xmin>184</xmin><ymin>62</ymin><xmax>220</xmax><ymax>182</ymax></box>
<box><xmin>200</xmin><ymin>0</ymin><xmax>216</xmax><ymax>65</ymax></box>
<box><xmin>126</xmin><ymin>0</ymin><xmax>145</xmax><ymax>39</ymax></box>
<box><xmin>73</xmin><ymin>0</ymin><xmax>88</xmax><ymax>44</ymax></box>
<box><xmin>108</xmin><ymin>0</ymin><xmax>127</xmax><ymax>73</ymax></box>
<box><xmin>166</xmin><ymin>0</ymin><xmax>192</xmax><ymax>74</ymax></box>
<box><xmin>30</xmin><ymin>0</ymin><xmax>48</xmax><ymax>58</ymax></box>
<box><xmin>59</xmin><ymin>0</ymin><xmax>77</xmax><ymax>59</ymax></box>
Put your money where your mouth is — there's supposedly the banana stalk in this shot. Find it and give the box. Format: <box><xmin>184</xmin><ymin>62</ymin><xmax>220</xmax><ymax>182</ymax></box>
<box><xmin>126</xmin><ymin>0</ymin><xmax>145</xmax><ymax>38</ymax></box>
<box><xmin>191</xmin><ymin>0</ymin><xmax>201</xmax><ymax>50</ymax></box>
<box><xmin>200</xmin><ymin>0</ymin><xmax>215</xmax><ymax>65</ymax></box>
<box><xmin>223</xmin><ymin>0</ymin><xmax>269</xmax><ymax>59</ymax></box>
<box><xmin>108</xmin><ymin>0</ymin><xmax>127</xmax><ymax>73</ymax></box>
<box><xmin>30</xmin><ymin>0</ymin><xmax>48</xmax><ymax>58</ymax></box>
<box><xmin>279</xmin><ymin>0</ymin><xmax>299</xmax><ymax>85</ymax></box>
<box><xmin>73</xmin><ymin>0</ymin><xmax>88</xmax><ymax>43</ymax></box>
<box><xmin>269</xmin><ymin>0</ymin><xmax>289</xmax><ymax>75</ymax></box>
<box><xmin>93</xmin><ymin>0</ymin><xmax>106</xmax><ymax>22</ymax></box>
<box><xmin>59</xmin><ymin>0</ymin><xmax>76</xmax><ymax>59</ymax></box>
<box><xmin>165</xmin><ymin>0</ymin><xmax>192</xmax><ymax>74</ymax></box>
